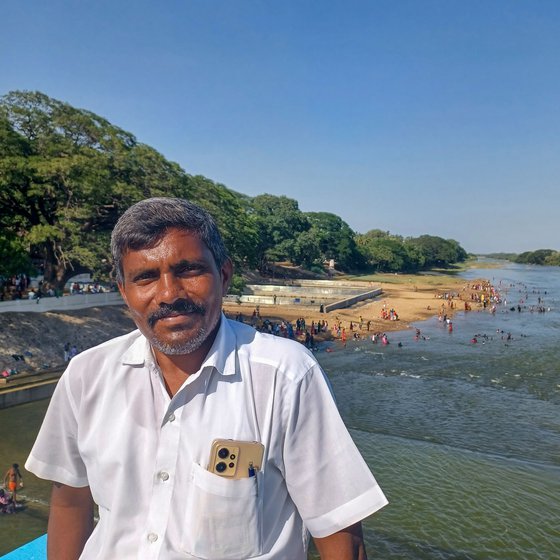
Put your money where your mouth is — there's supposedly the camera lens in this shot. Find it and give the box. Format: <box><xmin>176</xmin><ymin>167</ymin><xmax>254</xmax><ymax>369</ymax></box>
<box><xmin>218</xmin><ymin>448</ymin><xmax>229</xmax><ymax>459</ymax></box>
<box><xmin>216</xmin><ymin>462</ymin><xmax>227</xmax><ymax>473</ymax></box>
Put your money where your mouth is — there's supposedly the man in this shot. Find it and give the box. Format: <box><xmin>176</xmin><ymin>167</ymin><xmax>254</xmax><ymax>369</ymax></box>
<box><xmin>26</xmin><ymin>197</ymin><xmax>387</xmax><ymax>559</ymax></box>
<box><xmin>3</xmin><ymin>463</ymin><xmax>23</xmax><ymax>503</ymax></box>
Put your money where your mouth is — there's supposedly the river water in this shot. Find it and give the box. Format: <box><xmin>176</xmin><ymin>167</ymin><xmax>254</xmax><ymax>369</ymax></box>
<box><xmin>2</xmin><ymin>263</ymin><xmax>559</xmax><ymax>558</ymax></box>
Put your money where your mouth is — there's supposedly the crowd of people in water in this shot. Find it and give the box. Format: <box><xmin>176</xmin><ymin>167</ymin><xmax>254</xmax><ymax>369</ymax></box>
<box><xmin>225</xmin><ymin>277</ymin><xmax>554</xmax><ymax>353</ymax></box>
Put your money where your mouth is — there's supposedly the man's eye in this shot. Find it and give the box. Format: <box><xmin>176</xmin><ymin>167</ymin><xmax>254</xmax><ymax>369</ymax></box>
<box><xmin>132</xmin><ymin>272</ymin><xmax>157</xmax><ymax>283</ymax></box>
<box><xmin>177</xmin><ymin>264</ymin><xmax>204</xmax><ymax>275</ymax></box>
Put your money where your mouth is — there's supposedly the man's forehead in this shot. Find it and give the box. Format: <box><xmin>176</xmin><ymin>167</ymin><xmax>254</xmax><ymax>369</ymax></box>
<box><xmin>122</xmin><ymin>231</ymin><xmax>212</xmax><ymax>266</ymax></box>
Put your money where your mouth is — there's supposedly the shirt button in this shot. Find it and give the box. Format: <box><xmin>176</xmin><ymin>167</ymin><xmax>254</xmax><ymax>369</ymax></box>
<box><xmin>158</xmin><ymin>471</ymin><xmax>170</xmax><ymax>482</ymax></box>
<box><xmin>147</xmin><ymin>533</ymin><xmax>158</xmax><ymax>543</ymax></box>
<box><xmin>168</xmin><ymin>413</ymin><xmax>176</xmax><ymax>422</ymax></box>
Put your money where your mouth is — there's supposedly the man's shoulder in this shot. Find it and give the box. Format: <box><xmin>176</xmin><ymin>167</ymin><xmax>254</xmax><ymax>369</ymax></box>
<box><xmin>70</xmin><ymin>329</ymin><xmax>142</xmax><ymax>363</ymax></box>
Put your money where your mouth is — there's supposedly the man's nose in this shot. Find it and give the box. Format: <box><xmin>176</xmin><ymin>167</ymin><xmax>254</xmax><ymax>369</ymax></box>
<box><xmin>155</xmin><ymin>273</ymin><xmax>184</xmax><ymax>304</ymax></box>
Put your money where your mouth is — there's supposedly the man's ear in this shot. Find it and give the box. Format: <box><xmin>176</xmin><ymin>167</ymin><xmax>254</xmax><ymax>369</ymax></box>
<box><xmin>221</xmin><ymin>258</ymin><xmax>234</xmax><ymax>294</ymax></box>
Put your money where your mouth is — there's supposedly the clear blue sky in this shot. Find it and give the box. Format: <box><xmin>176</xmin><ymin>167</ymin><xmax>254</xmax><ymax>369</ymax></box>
<box><xmin>2</xmin><ymin>0</ymin><xmax>559</xmax><ymax>254</ymax></box>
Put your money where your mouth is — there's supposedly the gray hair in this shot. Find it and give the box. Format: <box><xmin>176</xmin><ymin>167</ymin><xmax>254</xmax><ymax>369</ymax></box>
<box><xmin>111</xmin><ymin>197</ymin><xmax>229</xmax><ymax>284</ymax></box>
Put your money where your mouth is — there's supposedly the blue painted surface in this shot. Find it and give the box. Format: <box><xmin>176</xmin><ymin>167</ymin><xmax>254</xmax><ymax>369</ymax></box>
<box><xmin>0</xmin><ymin>535</ymin><xmax>46</xmax><ymax>560</ymax></box>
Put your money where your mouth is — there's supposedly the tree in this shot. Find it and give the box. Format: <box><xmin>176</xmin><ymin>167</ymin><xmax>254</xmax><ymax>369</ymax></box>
<box><xmin>545</xmin><ymin>252</ymin><xmax>560</xmax><ymax>266</ymax></box>
<box><xmin>0</xmin><ymin>232</ymin><xmax>34</xmax><ymax>278</ymax></box>
<box><xmin>304</xmin><ymin>212</ymin><xmax>362</xmax><ymax>271</ymax></box>
<box><xmin>0</xmin><ymin>91</ymin><xmax>193</xmax><ymax>289</ymax></box>
<box><xmin>1</xmin><ymin>90</ymin><xmax>476</xmax><ymax>286</ymax></box>
<box><xmin>357</xmin><ymin>235</ymin><xmax>408</xmax><ymax>272</ymax></box>
<box><xmin>292</xmin><ymin>229</ymin><xmax>322</xmax><ymax>269</ymax></box>
<box><xmin>515</xmin><ymin>249</ymin><xmax>556</xmax><ymax>265</ymax></box>
<box><xmin>186</xmin><ymin>175</ymin><xmax>259</xmax><ymax>269</ymax></box>
<box><xmin>406</xmin><ymin>235</ymin><xmax>467</xmax><ymax>268</ymax></box>
<box><xmin>248</xmin><ymin>194</ymin><xmax>309</xmax><ymax>271</ymax></box>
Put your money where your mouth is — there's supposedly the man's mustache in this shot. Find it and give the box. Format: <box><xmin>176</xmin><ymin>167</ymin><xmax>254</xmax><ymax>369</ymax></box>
<box><xmin>148</xmin><ymin>300</ymin><xmax>206</xmax><ymax>328</ymax></box>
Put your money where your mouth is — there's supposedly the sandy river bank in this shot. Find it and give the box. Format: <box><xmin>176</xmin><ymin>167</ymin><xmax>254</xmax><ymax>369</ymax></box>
<box><xmin>1</xmin><ymin>272</ymin><xmax>485</xmax><ymax>374</ymax></box>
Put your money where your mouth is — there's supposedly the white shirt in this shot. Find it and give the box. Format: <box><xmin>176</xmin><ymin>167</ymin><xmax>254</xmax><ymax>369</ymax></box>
<box><xmin>26</xmin><ymin>315</ymin><xmax>387</xmax><ymax>559</ymax></box>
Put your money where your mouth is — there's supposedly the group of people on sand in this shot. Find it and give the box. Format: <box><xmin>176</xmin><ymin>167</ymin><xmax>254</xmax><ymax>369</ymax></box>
<box><xmin>1</xmin><ymin>463</ymin><xmax>23</xmax><ymax>514</ymax></box>
<box><xmin>228</xmin><ymin>310</ymin><xmax>323</xmax><ymax>350</ymax></box>
<box><xmin>380</xmin><ymin>305</ymin><xmax>399</xmax><ymax>321</ymax></box>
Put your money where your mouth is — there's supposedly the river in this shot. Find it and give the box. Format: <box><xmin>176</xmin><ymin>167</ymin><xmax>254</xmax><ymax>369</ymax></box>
<box><xmin>2</xmin><ymin>262</ymin><xmax>559</xmax><ymax>558</ymax></box>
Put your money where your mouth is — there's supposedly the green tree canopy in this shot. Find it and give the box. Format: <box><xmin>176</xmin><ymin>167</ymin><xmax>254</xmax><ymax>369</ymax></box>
<box><xmin>186</xmin><ymin>175</ymin><xmax>259</xmax><ymax>269</ymax></box>
<box><xmin>248</xmin><ymin>194</ymin><xmax>309</xmax><ymax>270</ymax></box>
<box><xmin>356</xmin><ymin>231</ymin><xmax>465</xmax><ymax>272</ymax></box>
<box><xmin>0</xmin><ymin>90</ymin><xmax>258</xmax><ymax>289</ymax></box>
<box><xmin>0</xmin><ymin>91</ymin><xmax>190</xmax><ymax>288</ymax></box>
<box><xmin>515</xmin><ymin>249</ymin><xmax>558</xmax><ymax>265</ymax></box>
<box><xmin>356</xmin><ymin>231</ymin><xmax>422</xmax><ymax>272</ymax></box>
<box><xmin>1</xmin><ymin>90</ymin><xmax>474</xmax><ymax>289</ymax></box>
<box><xmin>304</xmin><ymin>212</ymin><xmax>362</xmax><ymax>271</ymax></box>
<box><xmin>406</xmin><ymin>235</ymin><xmax>467</xmax><ymax>268</ymax></box>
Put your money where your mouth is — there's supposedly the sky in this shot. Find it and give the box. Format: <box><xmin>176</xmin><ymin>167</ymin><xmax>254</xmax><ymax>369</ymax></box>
<box><xmin>2</xmin><ymin>0</ymin><xmax>560</xmax><ymax>254</ymax></box>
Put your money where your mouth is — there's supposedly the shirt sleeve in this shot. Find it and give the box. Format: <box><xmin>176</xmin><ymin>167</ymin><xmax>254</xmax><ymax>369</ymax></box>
<box><xmin>25</xmin><ymin>369</ymin><xmax>89</xmax><ymax>487</ymax></box>
<box><xmin>282</xmin><ymin>364</ymin><xmax>388</xmax><ymax>538</ymax></box>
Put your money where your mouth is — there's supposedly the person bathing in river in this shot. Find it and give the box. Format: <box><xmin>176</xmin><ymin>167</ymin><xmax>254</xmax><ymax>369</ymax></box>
<box><xmin>3</xmin><ymin>464</ymin><xmax>23</xmax><ymax>503</ymax></box>
<box><xmin>0</xmin><ymin>488</ymin><xmax>15</xmax><ymax>514</ymax></box>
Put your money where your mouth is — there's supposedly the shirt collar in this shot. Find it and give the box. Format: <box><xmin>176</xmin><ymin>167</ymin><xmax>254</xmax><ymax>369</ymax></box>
<box><xmin>121</xmin><ymin>313</ymin><xmax>237</xmax><ymax>377</ymax></box>
<box><xmin>200</xmin><ymin>314</ymin><xmax>237</xmax><ymax>376</ymax></box>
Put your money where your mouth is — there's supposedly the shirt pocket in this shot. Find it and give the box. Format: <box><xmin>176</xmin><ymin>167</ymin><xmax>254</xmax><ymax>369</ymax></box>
<box><xmin>182</xmin><ymin>462</ymin><xmax>263</xmax><ymax>559</ymax></box>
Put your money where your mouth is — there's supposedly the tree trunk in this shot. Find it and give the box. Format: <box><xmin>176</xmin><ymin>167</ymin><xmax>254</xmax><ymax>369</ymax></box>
<box><xmin>42</xmin><ymin>243</ymin><xmax>89</xmax><ymax>292</ymax></box>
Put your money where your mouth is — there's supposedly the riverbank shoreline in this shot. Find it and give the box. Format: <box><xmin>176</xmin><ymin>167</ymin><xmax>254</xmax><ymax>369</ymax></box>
<box><xmin>1</xmin><ymin>272</ymin><xmax>488</xmax><ymax>379</ymax></box>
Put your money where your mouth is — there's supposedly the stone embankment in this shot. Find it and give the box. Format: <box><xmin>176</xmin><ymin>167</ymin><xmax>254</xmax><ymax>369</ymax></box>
<box><xmin>0</xmin><ymin>367</ymin><xmax>64</xmax><ymax>409</ymax></box>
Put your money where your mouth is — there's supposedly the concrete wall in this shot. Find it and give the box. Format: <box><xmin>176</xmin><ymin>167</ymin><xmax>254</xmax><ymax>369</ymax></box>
<box><xmin>239</xmin><ymin>295</ymin><xmax>319</xmax><ymax>306</ymax></box>
<box><xmin>246</xmin><ymin>284</ymin><xmax>364</xmax><ymax>296</ymax></box>
<box><xmin>0</xmin><ymin>380</ymin><xmax>58</xmax><ymax>409</ymax></box>
<box><xmin>0</xmin><ymin>292</ymin><xmax>123</xmax><ymax>314</ymax></box>
<box><xmin>251</xmin><ymin>279</ymin><xmax>373</xmax><ymax>289</ymax></box>
<box><xmin>324</xmin><ymin>289</ymin><xmax>383</xmax><ymax>313</ymax></box>
<box><xmin>226</xmin><ymin>288</ymin><xmax>383</xmax><ymax>310</ymax></box>
<box><xmin>297</xmin><ymin>279</ymin><xmax>373</xmax><ymax>288</ymax></box>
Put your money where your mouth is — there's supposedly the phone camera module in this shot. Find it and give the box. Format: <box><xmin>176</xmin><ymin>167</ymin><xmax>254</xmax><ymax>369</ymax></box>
<box><xmin>216</xmin><ymin>462</ymin><xmax>227</xmax><ymax>473</ymax></box>
<box><xmin>217</xmin><ymin>447</ymin><xmax>229</xmax><ymax>459</ymax></box>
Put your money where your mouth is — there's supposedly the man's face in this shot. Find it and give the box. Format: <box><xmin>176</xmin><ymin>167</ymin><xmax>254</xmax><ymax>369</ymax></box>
<box><xmin>118</xmin><ymin>228</ymin><xmax>232</xmax><ymax>356</ymax></box>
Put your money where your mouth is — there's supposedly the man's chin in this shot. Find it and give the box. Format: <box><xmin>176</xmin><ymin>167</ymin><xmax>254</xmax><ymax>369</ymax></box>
<box><xmin>149</xmin><ymin>329</ymin><xmax>208</xmax><ymax>356</ymax></box>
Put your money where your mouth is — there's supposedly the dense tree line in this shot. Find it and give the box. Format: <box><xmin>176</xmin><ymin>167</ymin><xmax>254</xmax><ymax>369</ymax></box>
<box><xmin>514</xmin><ymin>249</ymin><xmax>560</xmax><ymax>266</ymax></box>
<box><xmin>0</xmin><ymin>91</ymin><xmax>468</xmax><ymax>291</ymax></box>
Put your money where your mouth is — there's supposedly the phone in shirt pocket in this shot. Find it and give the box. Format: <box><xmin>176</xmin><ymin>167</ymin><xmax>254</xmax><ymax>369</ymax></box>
<box><xmin>208</xmin><ymin>439</ymin><xmax>264</xmax><ymax>479</ymax></box>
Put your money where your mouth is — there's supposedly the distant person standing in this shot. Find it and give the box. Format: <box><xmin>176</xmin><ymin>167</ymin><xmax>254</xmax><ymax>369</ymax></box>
<box><xmin>4</xmin><ymin>463</ymin><xmax>23</xmax><ymax>503</ymax></box>
<box><xmin>64</xmin><ymin>342</ymin><xmax>71</xmax><ymax>362</ymax></box>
